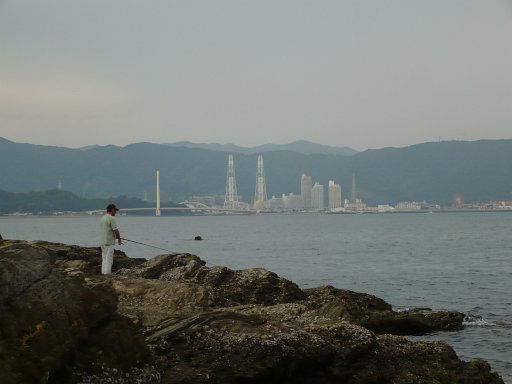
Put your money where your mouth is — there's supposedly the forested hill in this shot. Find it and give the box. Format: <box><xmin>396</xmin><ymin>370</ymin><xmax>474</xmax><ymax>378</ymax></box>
<box><xmin>1</xmin><ymin>137</ymin><xmax>511</xmax><ymax>206</ymax></box>
<box><xmin>0</xmin><ymin>189</ymin><xmax>183</xmax><ymax>214</ymax></box>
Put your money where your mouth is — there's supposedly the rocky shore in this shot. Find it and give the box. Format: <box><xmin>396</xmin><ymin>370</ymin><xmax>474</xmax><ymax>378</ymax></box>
<box><xmin>0</xmin><ymin>240</ymin><xmax>504</xmax><ymax>383</ymax></box>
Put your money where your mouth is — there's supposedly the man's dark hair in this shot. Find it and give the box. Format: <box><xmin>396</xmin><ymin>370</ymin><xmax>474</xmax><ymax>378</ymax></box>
<box><xmin>106</xmin><ymin>204</ymin><xmax>119</xmax><ymax>212</ymax></box>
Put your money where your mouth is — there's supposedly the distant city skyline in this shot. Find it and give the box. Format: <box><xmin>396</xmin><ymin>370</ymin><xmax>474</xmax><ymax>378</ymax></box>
<box><xmin>223</xmin><ymin>155</ymin><xmax>511</xmax><ymax>212</ymax></box>
<box><xmin>215</xmin><ymin>155</ymin><xmax>511</xmax><ymax>212</ymax></box>
<box><xmin>1</xmin><ymin>1</ymin><xmax>511</xmax><ymax>150</ymax></box>
<box><xmin>1</xmin><ymin>134</ymin><xmax>511</xmax><ymax>207</ymax></box>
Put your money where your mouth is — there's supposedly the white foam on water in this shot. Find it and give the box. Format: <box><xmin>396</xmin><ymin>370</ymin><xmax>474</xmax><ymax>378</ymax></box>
<box><xmin>463</xmin><ymin>315</ymin><xmax>496</xmax><ymax>327</ymax></box>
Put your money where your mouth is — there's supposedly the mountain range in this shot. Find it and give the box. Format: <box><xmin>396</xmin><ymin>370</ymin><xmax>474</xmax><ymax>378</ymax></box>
<box><xmin>1</xmin><ymin>137</ymin><xmax>511</xmax><ymax>207</ymax></box>
<box><xmin>163</xmin><ymin>140</ymin><xmax>358</xmax><ymax>156</ymax></box>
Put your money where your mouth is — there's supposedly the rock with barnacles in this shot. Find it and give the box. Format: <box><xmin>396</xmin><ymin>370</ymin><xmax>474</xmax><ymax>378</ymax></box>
<box><xmin>0</xmin><ymin>240</ymin><xmax>504</xmax><ymax>384</ymax></box>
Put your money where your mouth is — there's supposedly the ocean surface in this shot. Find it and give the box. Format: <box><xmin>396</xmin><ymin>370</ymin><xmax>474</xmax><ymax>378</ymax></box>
<box><xmin>1</xmin><ymin>212</ymin><xmax>511</xmax><ymax>382</ymax></box>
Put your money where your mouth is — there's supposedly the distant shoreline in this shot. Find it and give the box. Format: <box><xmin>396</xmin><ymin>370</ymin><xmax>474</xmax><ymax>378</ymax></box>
<box><xmin>326</xmin><ymin>208</ymin><xmax>512</xmax><ymax>214</ymax></box>
<box><xmin>1</xmin><ymin>208</ymin><xmax>512</xmax><ymax>218</ymax></box>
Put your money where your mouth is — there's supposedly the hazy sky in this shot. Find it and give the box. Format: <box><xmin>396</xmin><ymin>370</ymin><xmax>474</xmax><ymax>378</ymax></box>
<box><xmin>1</xmin><ymin>0</ymin><xmax>511</xmax><ymax>150</ymax></box>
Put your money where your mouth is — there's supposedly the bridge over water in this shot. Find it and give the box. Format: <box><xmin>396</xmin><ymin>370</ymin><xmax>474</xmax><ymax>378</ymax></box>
<box><xmin>89</xmin><ymin>170</ymin><xmax>257</xmax><ymax>215</ymax></box>
<box><xmin>89</xmin><ymin>201</ymin><xmax>256</xmax><ymax>215</ymax></box>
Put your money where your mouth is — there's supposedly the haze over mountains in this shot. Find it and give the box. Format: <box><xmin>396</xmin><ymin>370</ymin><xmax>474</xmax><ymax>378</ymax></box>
<box><xmin>1</xmin><ymin>137</ymin><xmax>511</xmax><ymax>207</ymax></box>
<box><xmin>163</xmin><ymin>140</ymin><xmax>358</xmax><ymax>156</ymax></box>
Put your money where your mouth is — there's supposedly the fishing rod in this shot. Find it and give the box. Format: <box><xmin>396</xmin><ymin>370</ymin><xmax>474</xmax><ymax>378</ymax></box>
<box><xmin>121</xmin><ymin>238</ymin><xmax>175</xmax><ymax>253</ymax></box>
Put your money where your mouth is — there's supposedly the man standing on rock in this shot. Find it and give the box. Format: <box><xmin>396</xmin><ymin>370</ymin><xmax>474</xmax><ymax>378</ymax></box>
<box><xmin>100</xmin><ymin>203</ymin><xmax>122</xmax><ymax>274</ymax></box>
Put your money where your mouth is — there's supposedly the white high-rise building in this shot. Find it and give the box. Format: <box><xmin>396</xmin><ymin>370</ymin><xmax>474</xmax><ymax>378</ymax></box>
<box><xmin>301</xmin><ymin>174</ymin><xmax>312</xmax><ymax>211</ymax></box>
<box><xmin>311</xmin><ymin>182</ymin><xmax>324</xmax><ymax>211</ymax></box>
<box><xmin>267</xmin><ymin>195</ymin><xmax>284</xmax><ymax>210</ymax></box>
<box><xmin>282</xmin><ymin>193</ymin><xmax>302</xmax><ymax>210</ymax></box>
<box><xmin>328</xmin><ymin>180</ymin><xmax>342</xmax><ymax>210</ymax></box>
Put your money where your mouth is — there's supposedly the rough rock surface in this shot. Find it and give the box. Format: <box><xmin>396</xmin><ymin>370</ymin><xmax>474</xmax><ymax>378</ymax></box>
<box><xmin>0</xmin><ymin>240</ymin><xmax>504</xmax><ymax>384</ymax></box>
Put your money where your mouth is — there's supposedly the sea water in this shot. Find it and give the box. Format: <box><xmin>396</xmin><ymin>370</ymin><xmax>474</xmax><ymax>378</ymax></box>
<box><xmin>2</xmin><ymin>212</ymin><xmax>511</xmax><ymax>382</ymax></box>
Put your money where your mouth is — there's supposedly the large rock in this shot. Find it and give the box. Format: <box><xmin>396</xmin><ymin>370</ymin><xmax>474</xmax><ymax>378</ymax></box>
<box><xmin>144</xmin><ymin>303</ymin><xmax>501</xmax><ymax>384</ymax></box>
<box><xmin>113</xmin><ymin>253</ymin><xmax>306</xmax><ymax>326</ymax></box>
<box><xmin>0</xmin><ymin>240</ymin><xmax>505</xmax><ymax>383</ymax></box>
<box><xmin>0</xmin><ymin>241</ymin><xmax>151</xmax><ymax>383</ymax></box>
<box><xmin>304</xmin><ymin>285</ymin><xmax>464</xmax><ymax>335</ymax></box>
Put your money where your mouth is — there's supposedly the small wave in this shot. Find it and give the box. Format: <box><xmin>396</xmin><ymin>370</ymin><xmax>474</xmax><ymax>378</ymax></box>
<box><xmin>494</xmin><ymin>319</ymin><xmax>512</xmax><ymax>327</ymax></box>
<box><xmin>392</xmin><ymin>307</ymin><xmax>432</xmax><ymax>313</ymax></box>
<box><xmin>463</xmin><ymin>314</ymin><xmax>496</xmax><ymax>327</ymax></box>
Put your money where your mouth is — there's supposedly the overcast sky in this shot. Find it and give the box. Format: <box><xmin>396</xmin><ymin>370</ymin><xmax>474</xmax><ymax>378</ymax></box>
<box><xmin>1</xmin><ymin>0</ymin><xmax>511</xmax><ymax>150</ymax></box>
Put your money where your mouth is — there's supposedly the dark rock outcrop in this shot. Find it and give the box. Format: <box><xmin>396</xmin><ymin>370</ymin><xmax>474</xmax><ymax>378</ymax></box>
<box><xmin>0</xmin><ymin>240</ymin><xmax>504</xmax><ymax>384</ymax></box>
<box><xmin>0</xmin><ymin>241</ymin><xmax>152</xmax><ymax>383</ymax></box>
<box><xmin>304</xmin><ymin>285</ymin><xmax>465</xmax><ymax>335</ymax></box>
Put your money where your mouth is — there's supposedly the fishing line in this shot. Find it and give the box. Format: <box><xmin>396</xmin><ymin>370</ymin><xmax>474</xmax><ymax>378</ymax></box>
<box><xmin>121</xmin><ymin>238</ymin><xmax>175</xmax><ymax>253</ymax></box>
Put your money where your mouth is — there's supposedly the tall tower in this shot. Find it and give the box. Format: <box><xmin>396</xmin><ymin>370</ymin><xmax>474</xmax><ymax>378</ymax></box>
<box><xmin>253</xmin><ymin>155</ymin><xmax>268</xmax><ymax>210</ymax></box>
<box><xmin>224</xmin><ymin>155</ymin><xmax>239</xmax><ymax>209</ymax></box>
<box><xmin>311</xmin><ymin>182</ymin><xmax>324</xmax><ymax>211</ymax></box>
<box><xmin>156</xmin><ymin>170</ymin><xmax>161</xmax><ymax>216</ymax></box>
<box><xmin>301</xmin><ymin>174</ymin><xmax>312</xmax><ymax>211</ymax></box>
<box><xmin>328</xmin><ymin>180</ymin><xmax>342</xmax><ymax>209</ymax></box>
<box><xmin>351</xmin><ymin>173</ymin><xmax>358</xmax><ymax>203</ymax></box>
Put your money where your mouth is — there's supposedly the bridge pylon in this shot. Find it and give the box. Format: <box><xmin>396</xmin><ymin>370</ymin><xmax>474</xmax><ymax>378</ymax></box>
<box><xmin>156</xmin><ymin>170</ymin><xmax>161</xmax><ymax>216</ymax></box>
